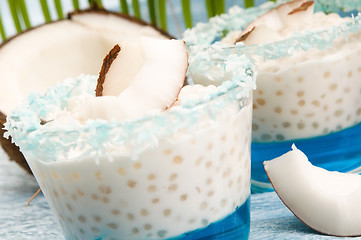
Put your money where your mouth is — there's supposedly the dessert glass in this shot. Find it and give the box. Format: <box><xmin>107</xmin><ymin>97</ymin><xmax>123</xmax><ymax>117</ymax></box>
<box><xmin>4</xmin><ymin>46</ymin><xmax>255</xmax><ymax>239</ymax></box>
<box><xmin>184</xmin><ymin>1</ymin><xmax>361</xmax><ymax>192</ymax></box>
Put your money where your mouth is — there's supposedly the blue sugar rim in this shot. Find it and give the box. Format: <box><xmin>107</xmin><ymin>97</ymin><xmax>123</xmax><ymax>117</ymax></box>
<box><xmin>4</xmin><ymin>51</ymin><xmax>256</xmax><ymax>161</ymax></box>
<box><xmin>183</xmin><ymin>0</ymin><xmax>361</xmax><ymax>61</ymax></box>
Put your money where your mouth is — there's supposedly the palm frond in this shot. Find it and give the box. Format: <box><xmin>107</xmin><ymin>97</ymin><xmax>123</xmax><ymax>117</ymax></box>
<box><xmin>181</xmin><ymin>0</ymin><xmax>192</xmax><ymax>29</ymax></box>
<box><xmin>39</xmin><ymin>0</ymin><xmax>52</xmax><ymax>22</ymax></box>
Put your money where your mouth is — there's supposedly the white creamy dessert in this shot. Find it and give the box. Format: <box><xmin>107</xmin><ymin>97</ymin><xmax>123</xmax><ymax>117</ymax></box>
<box><xmin>5</xmin><ymin>41</ymin><xmax>255</xmax><ymax>239</ymax></box>
<box><xmin>220</xmin><ymin>1</ymin><xmax>361</xmax><ymax>141</ymax></box>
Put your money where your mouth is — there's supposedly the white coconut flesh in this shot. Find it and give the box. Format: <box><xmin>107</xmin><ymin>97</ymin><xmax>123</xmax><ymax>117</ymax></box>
<box><xmin>264</xmin><ymin>145</ymin><xmax>361</xmax><ymax>237</ymax></box>
<box><xmin>0</xmin><ymin>11</ymin><xmax>169</xmax><ymax>117</ymax></box>
<box><xmin>223</xmin><ymin>0</ymin><xmax>315</xmax><ymax>45</ymax></box>
<box><xmin>73</xmin><ymin>37</ymin><xmax>188</xmax><ymax>121</ymax></box>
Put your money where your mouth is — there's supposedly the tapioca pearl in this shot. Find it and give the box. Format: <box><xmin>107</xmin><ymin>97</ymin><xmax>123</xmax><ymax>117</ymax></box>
<box><xmin>163</xmin><ymin>209</ymin><xmax>172</xmax><ymax>217</ymax></box>
<box><xmin>200</xmin><ymin>201</ymin><xmax>208</xmax><ymax>210</ymax></box>
<box><xmin>297</xmin><ymin>77</ymin><xmax>304</xmax><ymax>83</ymax></box>
<box><xmin>112</xmin><ymin>209</ymin><xmax>120</xmax><ymax>216</ymax></box>
<box><xmin>272</xmin><ymin>124</ymin><xmax>278</xmax><ymax>129</ymax></box>
<box><xmin>127</xmin><ymin>180</ymin><xmax>137</xmax><ymax>188</ymax></box>
<box><xmin>228</xmin><ymin>179</ymin><xmax>234</xmax><ymax>188</ymax></box>
<box><xmin>334</xmin><ymin>109</ymin><xmax>344</xmax><ymax>117</ymax></box>
<box><xmin>71</xmin><ymin>194</ymin><xmax>77</xmax><ymax>201</ymax></box>
<box><xmin>140</xmin><ymin>209</ymin><xmax>149</xmax><ymax>217</ymax></box>
<box><xmin>207</xmin><ymin>190</ymin><xmax>215</xmax><ymax>197</ymax></box>
<box><xmin>297</xmin><ymin>91</ymin><xmax>305</xmax><ymax>97</ymax></box>
<box><xmin>324</xmin><ymin>71</ymin><xmax>331</xmax><ymax>78</ymax></box>
<box><xmin>282</xmin><ymin>122</ymin><xmax>291</xmax><ymax>128</ymax></box>
<box><xmin>91</xmin><ymin>194</ymin><xmax>99</xmax><ymax>200</ymax></box>
<box><xmin>147</xmin><ymin>173</ymin><xmax>156</xmax><ymax>181</ymax></box>
<box><xmin>252</xmin><ymin>123</ymin><xmax>259</xmax><ymax>131</ymax></box>
<box><xmin>91</xmin><ymin>227</ymin><xmax>100</xmax><ymax>233</ymax></box>
<box><xmin>222</xmin><ymin>167</ymin><xmax>232</xmax><ymax>178</ymax></box>
<box><xmin>256</xmin><ymin>98</ymin><xmax>266</xmax><ymax>106</ymax></box>
<box><xmin>132</xmin><ymin>227</ymin><xmax>139</xmax><ymax>234</ymax></box>
<box><xmin>305</xmin><ymin>113</ymin><xmax>315</xmax><ymax>118</ymax></box>
<box><xmin>92</xmin><ymin>215</ymin><xmax>101</xmax><ymax>223</ymax></box>
<box><xmin>180</xmin><ymin>194</ymin><xmax>188</xmax><ymax>201</ymax></box>
<box><xmin>348</xmin><ymin>71</ymin><xmax>353</xmax><ymax>78</ymax></box>
<box><xmin>253</xmin><ymin>104</ymin><xmax>258</xmax><ymax>110</ymax></box>
<box><xmin>358</xmin><ymin>67</ymin><xmax>361</xmax><ymax>72</ymax></box>
<box><xmin>168</xmin><ymin>184</ymin><xmax>178</xmax><ymax>191</ymax></box>
<box><xmin>290</xmin><ymin>109</ymin><xmax>298</xmax><ymax>115</ymax></box>
<box><xmin>51</xmin><ymin>171</ymin><xmax>59</xmax><ymax>179</ymax></box>
<box><xmin>274</xmin><ymin>76</ymin><xmax>282</xmax><ymax>82</ymax></box>
<box><xmin>274</xmin><ymin>106</ymin><xmax>282</xmax><ymax>114</ymax></box>
<box><xmin>98</xmin><ymin>185</ymin><xmax>112</xmax><ymax>194</ymax></box>
<box><xmin>95</xmin><ymin>171</ymin><xmax>103</xmax><ymax>181</ymax></box>
<box><xmin>133</xmin><ymin>162</ymin><xmax>142</xmax><ymax>170</ymax></box>
<box><xmin>53</xmin><ymin>190</ymin><xmax>59</xmax><ymax>198</ymax></box>
<box><xmin>148</xmin><ymin>185</ymin><xmax>157</xmax><ymax>193</ymax></box>
<box><xmin>323</xmin><ymin>105</ymin><xmax>329</xmax><ymax>112</ymax></box>
<box><xmin>157</xmin><ymin>230</ymin><xmax>167</xmax><ymax>238</ymax></box>
<box><xmin>144</xmin><ymin>224</ymin><xmax>152</xmax><ymax>231</ymax></box>
<box><xmin>344</xmin><ymin>87</ymin><xmax>351</xmax><ymax>93</ymax></box>
<box><xmin>206</xmin><ymin>178</ymin><xmax>213</xmax><ymax>185</ymax></box>
<box><xmin>72</xmin><ymin>172</ymin><xmax>80</xmax><ymax>180</ymax></box>
<box><xmin>169</xmin><ymin>173</ymin><xmax>178</xmax><ymax>182</ymax></box>
<box><xmin>107</xmin><ymin>223</ymin><xmax>119</xmax><ymax>230</ymax></box>
<box><xmin>208</xmin><ymin>143</ymin><xmax>213</xmax><ymax>150</ymax></box>
<box><xmin>205</xmin><ymin>161</ymin><xmax>212</xmax><ymax>168</ymax></box>
<box><xmin>152</xmin><ymin>198</ymin><xmax>160</xmax><ymax>204</ymax></box>
<box><xmin>173</xmin><ymin>155</ymin><xmax>184</xmax><ymax>164</ymax></box>
<box><xmin>312</xmin><ymin>122</ymin><xmax>320</xmax><ymax>129</ymax></box>
<box><xmin>79</xmin><ymin>228</ymin><xmax>85</xmax><ymax>234</ymax></box>
<box><xmin>329</xmin><ymin>83</ymin><xmax>338</xmax><ymax>91</ymax></box>
<box><xmin>275</xmin><ymin>134</ymin><xmax>285</xmax><ymax>141</ymax></box>
<box><xmin>60</xmin><ymin>187</ymin><xmax>68</xmax><ymax>195</ymax></box>
<box><xmin>117</xmin><ymin>167</ymin><xmax>126</xmax><ymax>176</ymax></box>
<box><xmin>102</xmin><ymin>197</ymin><xmax>109</xmax><ymax>204</ymax></box>
<box><xmin>260</xmin><ymin>134</ymin><xmax>272</xmax><ymax>141</ymax></box>
<box><xmin>298</xmin><ymin>100</ymin><xmax>306</xmax><ymax>107</ymax></box>
<box><xmin>312</xmin><ymin>100</ymin><xmax>320</xmax><ymax>107</ymax></box>
<box><xmin>220</xmin><ymin>199</ymin><xmax>228</xmax><ymax>207</ymax></box>
<box><xmin>127</xmin><ymin>213</ymin><xmax>135</xmax><ymax>221</ymax></box>
<box><xmin>163</xmin><ymin>149</ymin><xmax>172</xmax><ymax>155</ymax></box>
<box><xmin>336</xmin><ymin>125</ymin><xmax>343</xmax><ymax>131</ymax></box>
<box><xmin>297</xmin><ymin>122</ymin><xmax>305</xmax><ymax>130</ymax></box>
<box><xmin>195</xmin><ymin>157</ymin><xmax>204</xmax><ymax>166</ymax></box>
<box><xmin>275</xmin><ymin>90</ymin><xmax>283</xmax><ymax>96</ymax></box>
<box><xmin>221</xmin><ymin>134</ymin><xmax>227</xmax><ymax>142</ymax></box>
<box><xmin>356</xmin><ymin>108</ymin><xmax>361</xmax><ymax>116</ymax></box>
<box><xmin>76</xmin><ymin>189</ymin><xmax>84</xmax><ymax>197</ymax></box>
<box><xmin>78</xmin><ymin>215</ymin><xmax>86</xmax><ymax>223</ymax></box>
<box><xmin>67</xmin><ymin>217</ymin><xmax>73</xmax><ymax>223</ymax></box>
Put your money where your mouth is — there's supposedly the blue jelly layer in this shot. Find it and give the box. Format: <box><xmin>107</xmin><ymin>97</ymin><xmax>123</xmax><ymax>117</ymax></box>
<box><xmin>251</xmin><ymin>122</ymin><xmax>361</xmax><ymax>193</ymax></box>
<box><xmin>169</xmin><ymin>196</ymin><xmax>250</xmax><ymax>240</ymax></box>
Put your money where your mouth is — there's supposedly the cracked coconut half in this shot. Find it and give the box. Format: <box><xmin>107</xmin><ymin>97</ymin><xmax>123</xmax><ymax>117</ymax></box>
<box><xmin>264</xmin><ymin>145</ymin><xmax>361</xmax><ymax>237</ymax></box>
<box><xmin>0</xmin><ymin>8</ymin><xmax>171</xmax><ymax>173</ymax></box>
<box><xmin>71</xmin><ymin>37</ymin><xmax>188</xmax><ymax>121</ymax></box>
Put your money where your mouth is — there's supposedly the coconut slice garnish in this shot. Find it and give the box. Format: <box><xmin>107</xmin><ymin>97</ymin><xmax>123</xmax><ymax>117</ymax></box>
<box><xmin>264</xmin><ymin>145</ymin><xmax>361</xmax><ymax>237</ymax></box>
<box><xmin>234</xmin><ymin>0</ymin><xmax>314</xmax><ymax>45</ymax></box>
<box><xmin>78</xmin><ymin>37</ymin><xmax>188</xmax><ymax>121</ymax></box>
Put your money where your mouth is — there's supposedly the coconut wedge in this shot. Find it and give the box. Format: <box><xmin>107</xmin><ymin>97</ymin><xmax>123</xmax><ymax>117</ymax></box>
<box><xmin>234</xmin><ymin>0</ymin><xmax>314</xmax><ymax>45</ymax></box>
<box><xmin>264</xmin><ymin>145</ymin><xmax>361</xmax><ymax>237</ymax></box>
<box><xmin>0</xmin><ymin>9</ymin><xmax>171</xmax><ymax>173</ymax></box>
<box><xmin>75</xmin><ymin>37</ymin><xmax>188</xmax><ymax>121</ymax></box>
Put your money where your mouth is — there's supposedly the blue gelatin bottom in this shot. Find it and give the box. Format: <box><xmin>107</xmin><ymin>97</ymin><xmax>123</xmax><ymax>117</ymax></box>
<box><xmin>251</xmin><ymin>122</ymin><xmax>361</xmax><ymax>193</ymax></box>
<box><xmin>169</xmin><ymin>196</ymin><xmax>250</xmax><ymax>240</ymax></box>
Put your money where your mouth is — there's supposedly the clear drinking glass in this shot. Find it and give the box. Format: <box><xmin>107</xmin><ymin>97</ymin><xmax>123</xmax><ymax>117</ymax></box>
<box><xmin>5</xmin><ymin>46</ymin><xmax>255</xmax><ymax>239</ymax></box>
<box><xmin>184</xmin><ymin>1</ymin><xmax>361</xmax><ymax>193</ymax></box>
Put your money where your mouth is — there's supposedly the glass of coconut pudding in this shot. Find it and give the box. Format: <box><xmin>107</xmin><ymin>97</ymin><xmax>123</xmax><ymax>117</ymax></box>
<box><xmin>4</xmin><ymin>37</ymin><xmax>255</xmax><ymax>240</ymax></box>
<box><xmin>184</xmin><ymin>0</ymin><xmax>361</xmax><ymax>192</ymax></box>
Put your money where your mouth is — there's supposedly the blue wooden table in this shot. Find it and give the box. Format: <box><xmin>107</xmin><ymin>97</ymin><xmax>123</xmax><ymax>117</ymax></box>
<box><xmin>0</xmin><ymin>148</ymin><xmax>357</xmax><ymax>240</ymax></box>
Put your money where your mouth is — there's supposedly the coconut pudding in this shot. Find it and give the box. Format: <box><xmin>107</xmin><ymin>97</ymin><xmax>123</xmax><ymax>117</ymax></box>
<box><xmin>4</xmin><ymin>38</ymin><xmax>255</xmax><ymax>240</ymax></box>
<box><xmin>184</xmin><ymin>0</ymin><xmax>361</xmax><ymax>192</ymax></box>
